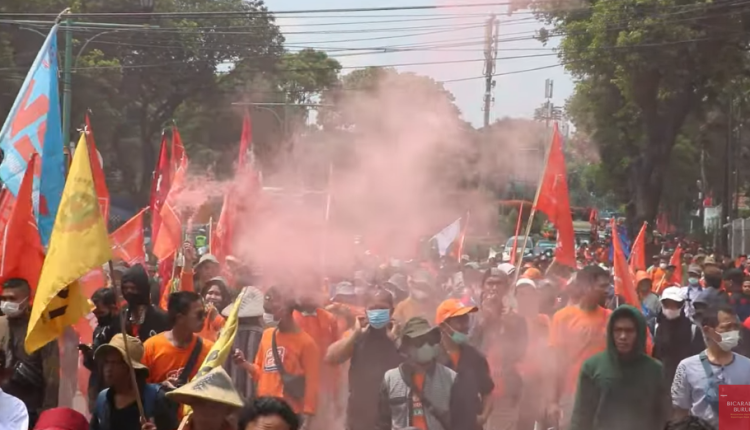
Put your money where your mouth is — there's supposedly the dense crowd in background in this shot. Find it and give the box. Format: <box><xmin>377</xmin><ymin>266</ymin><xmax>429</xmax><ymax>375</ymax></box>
<box><xmin>2</xmin><ymin>230</ymin><xmax>750</xmax><ymax>430</ymax></box>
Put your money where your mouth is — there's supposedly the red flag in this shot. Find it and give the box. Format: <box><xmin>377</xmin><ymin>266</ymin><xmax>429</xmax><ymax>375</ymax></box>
<box><xmin>153</xmin><ymin>156</ymin><xmax>187</xmax><ymax>260</ymax></box>
<box><xmin>110</xmin><ymin>209</ymin><xmax>147</xmax><ymax>266</ymax></box>
<box><xmin>0</xmin><ymin>189</ymin><xmax>17</xmax><ymax>253</ymax></box>
<box><xmin>612</xmin><ymin>218</ymin><xmax>639</xmax><ymax>307</ymax></box>
<box><xmin>629</xmin><ymin>222</ymin><xmax>647</xmax><ymax>272</ymax></box>
<box><xmin>588</xmin><ymin>208</ymin><xmax>598</xmax><ymax>225</ymax></box>
<box><xmin>85</xmin><ymin>114</ymin><xmax>110</xmax><ymax>222</ymax></box>
<box><xmin>150</xmin><ymin>134</ymin><xmax>171</xmax><ymax>241</ymax></box>
<box><xmin>238</xmin><ymin>110</ymin><xmax>251</xmax><ymax>170</ymax></box>
<box><xmin>670</xmin><ymin>245</ymin><xmax>683</xmax><ymax>285</ymax></box>
<box><xmin>534</xmin><ymin>124</ymin><xmax>576</xmax><ymax>268</ymax></box>
<box><xmin>0</xmin><ymin>154</ymin><xmax>45</xmax><ymax>292</ymax></box>
<box><xmin>171</xmin><ymin>125</ymin><xmax>186</xmax><ymax>177</ymax></box>
<box><xmin>212</xmin><ymin>192</ymin><xmax>235</xmax><ymax>265</ymax></box>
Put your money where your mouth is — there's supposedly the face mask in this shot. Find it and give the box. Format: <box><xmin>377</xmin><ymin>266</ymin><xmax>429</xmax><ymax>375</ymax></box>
<box><xmin>659</xmin><ymin>263</ymin><xmax>668</xmax><ymax>270</ymax></box>
<box><xmin>717</xmin><ymin>330</ymin><xmax>740</xmax><ymax>352</ymax></box>
<box><xmin>411</xmin><ymin>290</ymin><xmax>429</xmax><ymax>301</ymax></box>
<box><xmin>96</xmin><ymin>313</ymin><xmax>114</xmax><ymax>326</ymax></box>
<box><xmin>262</xmin><ymin>312</ymin><xmax>278</xmax><ymax>325</ymax></box>
<box><xmin>124</xmin><ymin>292</ymin><xmax>148</xmax><ymax>306</ymax></box>
<box><xmin>662</xmin><ymin>308</ymin><xmax>681</xmax><ymax>320</ymax></box>
<box><xmin>366</xmin><ymin>309</ymin><xmax>391</xmax><ymax>329</ymax></box>
<box><xmin>688</xmin><ymin>277</ymin><xmax>700</xmax><ymax>286</ymax></box>
<box><xmin>0</xmin><ymin>298</ymin><xmax>27</xmax><ymax>317</ymax></box>
<box><xmin>411</xmin><ymin>344</ymin><xmax>438</xmax><ymax>364</ymax></box>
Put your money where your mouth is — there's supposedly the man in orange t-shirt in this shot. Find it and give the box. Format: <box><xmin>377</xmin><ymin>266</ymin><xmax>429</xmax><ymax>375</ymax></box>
<box><xmin>142</xmin><ymin>291</ymin><xmax>214</xmax><ymax>388</ymax></box>
<box><xmin>548</xmin><ymin>265</ymin><xmax>611</xmax><ymax>430</ymax></box>
<box><xmin>233</xmin><ymin>285</ymin><xmax>320</xmax><ymax>426</ymax></box>
<box><xmin>294</xmin><ymin>290</ymin><xmax>340</xmax><ymax>402</ymax></box>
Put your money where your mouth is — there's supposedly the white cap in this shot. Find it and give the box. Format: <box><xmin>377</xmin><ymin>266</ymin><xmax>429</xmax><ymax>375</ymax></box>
<box><xmin>497</xmin><ymin>263</ymin><xmax>516</xmax><ymax>275</ymax></box>
<box><xmin>660</xmin><ymin>286</ymin><xmax>685</xmax><ymax>303</ymax></box>
<box><xmin>516</xmin><ymin>278</ymin><xmax>537</xmax><ymax>290</ymax></box>
<box><xmin>196</xmin><ymin>253</ymin><xmax>219</xmax><ymax>267</ymax></box>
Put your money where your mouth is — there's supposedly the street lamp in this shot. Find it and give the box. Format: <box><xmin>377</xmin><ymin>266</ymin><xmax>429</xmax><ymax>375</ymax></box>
<box><xmin>140</xmin><ymin>0</ymin><xmax>155</xmax><ymax>12</ymax></box>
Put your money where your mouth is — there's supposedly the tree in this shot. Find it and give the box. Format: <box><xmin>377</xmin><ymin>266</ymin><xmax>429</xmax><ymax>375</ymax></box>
<box><xmin>0</xmin><ymin>0</ymin><xmax>285</xmax><ymax>206</ymax></box>
<box><xmin>538</xmin><ymin>0</ymin><xmax>750</xmax><ymax>228</ymax></box>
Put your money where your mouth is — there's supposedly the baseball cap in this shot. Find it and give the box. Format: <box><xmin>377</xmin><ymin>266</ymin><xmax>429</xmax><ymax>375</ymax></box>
<box><xmin>435</xmin><ymin>298</ymin><xmax>477</xmax><ymax>325</ymax></box>
<box><xmin>515</xmin><ymin>278</ymin><xmax>537</xmax><ymax>290</ymax></box>
<box><xmin>687</xmin><ymin>264</ymin><xmax>702</xmax><ymax>276</ymax></box>
<box><xmin>660</xmin><ymin>287</ymin><xmax>685</xmax><ymax>303</ymax></box>
<box><xmin>196</xmin><ymin>254</ymin><xmax>219</xmax><ymax>268</ymax></box>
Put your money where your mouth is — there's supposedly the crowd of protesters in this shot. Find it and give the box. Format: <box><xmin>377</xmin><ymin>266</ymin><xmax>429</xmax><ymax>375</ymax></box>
<box><xmin>1</xmin><ymin>234</ymin><xmax>749</xmax><ymax>430</ymax></box>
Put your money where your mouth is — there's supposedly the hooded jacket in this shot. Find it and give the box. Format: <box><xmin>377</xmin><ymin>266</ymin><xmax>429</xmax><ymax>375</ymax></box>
<box><xmin>122</xmin><ymin>265</ymin><xmax>171</xmax><ymax>342</ymax></box>
<box><xmin>569</xmin><ymin>306</ymin><xmax>669</xmax><ymax>430</ymax></box>
<box><xmin>652</xmin><ymin>309</ymin><xmax>704</xmax><ymax>386</ymax></box>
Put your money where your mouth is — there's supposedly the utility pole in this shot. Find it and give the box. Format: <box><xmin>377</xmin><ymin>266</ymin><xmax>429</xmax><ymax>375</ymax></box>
<box><xmin>482</xmin><ymin>14</ymin><xmax>498</xmax><ymax>128</ymax></box>
<box><xmin>9</xmin><ymin>9</ymin><xmax>157</xmax><ymax>148</ymax></box>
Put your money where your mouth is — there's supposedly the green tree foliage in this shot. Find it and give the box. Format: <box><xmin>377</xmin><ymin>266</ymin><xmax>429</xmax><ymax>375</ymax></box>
<box><xmin>537</xmin><ymin>0</ymin><xmax>750</xmax><ymax>228</ymax></box>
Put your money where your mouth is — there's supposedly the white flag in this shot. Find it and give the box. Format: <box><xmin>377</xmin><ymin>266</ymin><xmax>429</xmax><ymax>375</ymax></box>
<box><xmin>431</xmin><ymin>217</ymin><xmax>461</xmax><ymax>257</ymax></box>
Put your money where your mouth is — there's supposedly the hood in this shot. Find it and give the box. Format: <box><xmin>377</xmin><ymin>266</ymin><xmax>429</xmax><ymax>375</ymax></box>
<box><xmin>121</xmin><ymin>264</ymin><xmax>152</xmax><ymax>304</ymax></box>
<box><xmin>607</xmin><ymin>305</ymin><xmax>648</xmax><ymax>362</ymax></box>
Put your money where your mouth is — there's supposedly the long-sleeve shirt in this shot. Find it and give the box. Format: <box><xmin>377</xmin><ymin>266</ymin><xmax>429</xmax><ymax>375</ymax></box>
<box><xmin>1</xmin><ymin>316</ymin><xmax>59</xmax><ymax>416</ymax></box>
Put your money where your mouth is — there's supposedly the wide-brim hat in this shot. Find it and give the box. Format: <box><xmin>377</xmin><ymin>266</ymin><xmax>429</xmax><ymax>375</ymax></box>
<box><xmin>94</xmin><ymin>334</ymin><xmax>148</xmax><ymax>371</ymax></box>
<box><xmin>222</xmin><ymin>286</ymin><xmax>264</xmax><ymax>318</ymax></box>
<box><xmin>397</xmin><ymin>316</ymin><xmax>440</xmax><ymax>349</ymax></box>
<box><xmin>165</xmin><ymin>367</ymin><xmax>243</xmax><ymax>408</ymax></box>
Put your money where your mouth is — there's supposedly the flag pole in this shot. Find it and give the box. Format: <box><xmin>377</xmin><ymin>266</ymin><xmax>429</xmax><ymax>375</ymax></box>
<box><xmin>512</xmin><ymin>125</ymin><xmax>556</xmax><ymax>285</ymax></box>
<box><xmin>509</xmin><ymin>201</ymin><xmax>525</xmax><ymax>266</ymax></box>
<box><xmin>109</xmin><ymin>260</ymin><xmax>146</xmax><ymax>419</ymax></box>
<box><xmin>207</xmin><ymin>216</ymin><xmax>213</xmax><ymax>254</ymax></box>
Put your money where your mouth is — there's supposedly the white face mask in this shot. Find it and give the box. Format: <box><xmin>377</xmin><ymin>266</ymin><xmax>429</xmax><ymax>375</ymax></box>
<box><xmin>717</xmin><ymin>330</ymin><xmax>741</xmax><ymax>352</ymax></box>
<box><xmin>0</xmin><ymin>298</ymin><xmax>27</xmax><ymax>317</ymax></box>
<box><xmin>659</xmin><ymin>263</ymin><xmax>668</xmax><ymax>270</ymax></box>
<box><xmin>262</xmin><ymin>312</ymin><xmax>278</xmax><ymax>325</ymax></box>
<box><xmin>663</xmin><ymin>308</ymin><xmax>681</xmax><ymax>320</ymax></box>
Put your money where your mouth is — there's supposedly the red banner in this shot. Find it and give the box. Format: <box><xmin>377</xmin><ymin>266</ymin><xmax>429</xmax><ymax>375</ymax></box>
<box><xmin>720</xmin><ymin>384</ymin><xmax>750</xmax><ymax>430</ymax></box>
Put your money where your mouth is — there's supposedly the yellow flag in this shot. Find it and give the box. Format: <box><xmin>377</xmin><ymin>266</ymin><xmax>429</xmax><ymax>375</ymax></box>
<box><xmin>25</xmin><ymin>134</ymin><xmax>112</xmax><ymax>353</ymax></box>
<box><xmin>184</xmin><ymin>288</ymin><xmax>245</xmax><ymax>415</ymax></box>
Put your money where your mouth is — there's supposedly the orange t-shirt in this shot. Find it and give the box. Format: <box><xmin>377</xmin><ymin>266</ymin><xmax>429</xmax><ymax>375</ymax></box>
<box><xmin>253</xmin><ymin>328</ymin><xmax>321</xmax><ymax>415</ymax></box>
<box><xmin>198</xmin><ymin>311</ymin><xmax>225</xmax><ymax>342</ymax></box>
<box><xmin>448</xmin><ymin>350</ymin><xmax>460</xmax><ymax>368</ymax></box>
<box><xmin>141</xmin><ymin>333</ymin><xmax>214</xmax><ymax>384</ymax></box>
<box><xmin>518</xmin><ymin>313</ymin><xmax>551</xmax><ymax>377</ymax></box>
<box><xmin>412</xmin><ymin>372</ymin><xmax>428</xmax><ymax>430</ymax></box>
<box><xmin>550</xmin><ymin>306</ymin><xmax>611</xmax><ymax>395</ymax></box>
<box><xmin>294</xmin><ymin>309</ymin><xmax>340</xmax><ymax>395</ymax></box>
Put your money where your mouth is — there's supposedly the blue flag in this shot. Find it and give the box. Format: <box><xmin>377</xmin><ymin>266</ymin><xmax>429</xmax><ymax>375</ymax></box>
<box><xmin>609</xmin><ymin>225</ymin><xmax>631</xmax><ymax>262</ymax></box>
<box><xmin>0</xmin><ymin>25</ymin><xmax>65</xmax><ymax>246</ymax></box>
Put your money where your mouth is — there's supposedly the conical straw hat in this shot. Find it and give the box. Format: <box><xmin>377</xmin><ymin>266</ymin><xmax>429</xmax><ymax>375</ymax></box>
<box><xmin>166</xmin><ymin>367</ymin><xmax>243</xmax><ymax>408</ymax></box>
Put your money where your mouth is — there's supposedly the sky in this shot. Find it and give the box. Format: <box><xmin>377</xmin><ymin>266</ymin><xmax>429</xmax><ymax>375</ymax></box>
<box><xmin>265</xmin><ymin>0</ymin><xmax>574</xmax><ymax>128</ymax></box>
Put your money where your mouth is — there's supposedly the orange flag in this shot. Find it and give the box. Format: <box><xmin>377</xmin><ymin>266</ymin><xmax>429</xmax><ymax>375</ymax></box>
<box><xmin>171</xmin><ymin>124</ymin><xmax>186</xmax><ymax>178</ymax></box>
<box><xmin>0</xmin><ymin>154</ymin><xmax>45</xmax><ymax>292</ymax></box>
<box><xmin>612</xmin><ymin>218</ymin><xmax>639</xmax><ymax>307</ymax></box>
<box><xmin>110</xmin><ymin>209</ymin><xmax>146</xmax><ymax>266</ymax></box>
<box><xmin>212</xmin><ymin>192</ymin><xmax>234</xmax><ymax>265</ymax></box>
<box><xmin>238</xmin><ymin>110</ymin><xmax>251</xmax><ymax>170</ymax></box>
<box><xmin>85</xmin><ymin>114</ymin><xmax>110</xmax><ymax>222</ymax></box>
<box><xmin>534</xmin><ymin>124</ymin><xmax>576</xmax><ymax>267</ymax></box>
<box><xmin>670</xmin><ymin>245</ymin><xmax>683</xmax><ymax>286</ymax></box>
<box><xmin>153</xmin><ymin>156</ymin><xmax>187</xmax><ymax>260</ymax></box>
<box><xmin>629</xmin><ymin>222</ymin><xmax>647</xmax><ymax>273</ymax></box>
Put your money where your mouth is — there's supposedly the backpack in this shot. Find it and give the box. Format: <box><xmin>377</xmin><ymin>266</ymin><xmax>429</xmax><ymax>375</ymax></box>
<box><xmin>95</xmin><ymin>383</ymin><xmax>159</xmax><ymax>425</ymax></box>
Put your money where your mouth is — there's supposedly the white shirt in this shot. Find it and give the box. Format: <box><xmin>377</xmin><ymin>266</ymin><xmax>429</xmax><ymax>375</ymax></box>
<box><xmin>0</xmin><ymin>388</ymin><xmax>28</xmax><ymax>430</ymax></box>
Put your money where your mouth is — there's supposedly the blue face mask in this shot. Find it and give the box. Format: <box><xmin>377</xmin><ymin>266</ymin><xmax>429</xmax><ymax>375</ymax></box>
<box><xmin>688</xmin><ymin>277</ymin><xmax>700</xmax><ymax>286</ymax></box>
<box><xmin>366</xmin><ymin>309</ymin><xmax>391</xmax><ymax>329</ymax></box>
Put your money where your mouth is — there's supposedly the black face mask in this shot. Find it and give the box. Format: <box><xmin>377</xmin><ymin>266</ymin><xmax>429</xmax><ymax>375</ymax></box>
<box><xmin>124</xmin><ymin>292</ymin><xmax>148</xmax><ymax>306</ymax></box>
<box><xmin>96</xmin><ymin>313</ymin><xmax>114</xmax><ymax>327</ymax></box>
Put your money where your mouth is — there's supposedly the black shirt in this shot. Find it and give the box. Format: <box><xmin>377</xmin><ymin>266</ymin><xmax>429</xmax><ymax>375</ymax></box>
<box><xmin>347</xmin><ymin>328</ymin><xmax>403</xmax><ymax>430</ymax></box>
<box><xmin>438</xmin><ymin>343</ymin><xmax>495</xmax><ymax>430</ymax></box>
